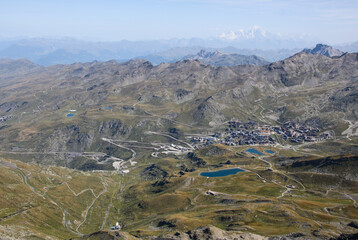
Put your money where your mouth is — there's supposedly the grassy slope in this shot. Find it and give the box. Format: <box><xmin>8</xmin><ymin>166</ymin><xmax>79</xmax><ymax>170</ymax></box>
<box><xmin>2</xmin><ymin>142</ymin><xmax>358</xmax><ymax>239</ymax></box>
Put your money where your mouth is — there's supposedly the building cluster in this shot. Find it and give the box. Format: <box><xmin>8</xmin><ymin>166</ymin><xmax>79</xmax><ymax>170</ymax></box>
<box><xmin>277</xmin><ymin>121</ymin><xmax>333</xmax><ymax>143</ymax></box>
<box><xmin>191</xmin><ymin>121</ymin><xmax>333</xmax><ymax>146</ymax></box>
<box><xmin>221</xmin><ymin>121</ymin><xmax>276</xmax><ymax>146</ymax></box>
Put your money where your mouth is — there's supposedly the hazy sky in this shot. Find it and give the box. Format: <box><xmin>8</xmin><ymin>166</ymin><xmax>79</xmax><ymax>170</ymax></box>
<box><xmin>1</xmin><ymin>0</ymin><xmax>357</xmax><ymax>44</ymax></box>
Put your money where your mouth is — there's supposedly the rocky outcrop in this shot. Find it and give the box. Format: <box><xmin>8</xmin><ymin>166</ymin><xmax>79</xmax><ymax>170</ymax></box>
<box><xmin>98</xmin><ymin>119</ymin><xmax>130</xmax><ymax>138</ymax></box>
<box><xmin>187</xmin><ymin>152</ymin><xmax>206</xmax><ymax>167</ymax></box>
<box><xmin>140</xmin><ymin>164</ymin><xmax>168</xmax><ymax>180</ymax></box>
<box><xmin>47</xmin><ymin>125</ymin><xmax>94</xmax><ymax>152</ymax></box>
<box><xmin>157</xmin><ymin>219</ymin><xmax>177</xmax><ymax>228</ymax></box>
<box><xmin>330</xmin><ymin>233</ymin><xmax>358</xmax><ymax>240</ymax></box>
<box><xmin>158</xmin><ymin>225</ymin><xmax>267</xmax><ymax>240</ymax></box>
<box><xmin>174</xmin><ymin>89</ymin><xmax>195</xmax><ymax>104</ymax></box>
<box><xmin>303</xmin><ymin>44</ymin><xmax>344</xmax><ymax>57</ymax></box>
<box><xmin>46</xmin><ymin>120</ymin><xmax>130</xmax><ymax>153</ymax></box>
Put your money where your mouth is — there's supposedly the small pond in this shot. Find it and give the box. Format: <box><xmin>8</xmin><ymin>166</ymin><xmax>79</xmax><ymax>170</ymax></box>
<box><xmin>66</xmin><ymin>113</ymin><xmax>75</xmax><ymax>117</ymax></box>
<box><xmin>265</xmin><ymin>150</ymin><xmax>275</xmax><ymax>154</ymax></box>
<box><xmin>104</xmin><ymin>107</ymin><xmax>112</xmax><ymax>110</ymax></box>
<box><xmin>200</xmin><ymin>168</ymin><xmax>244</xmax><ymax>178</ymax></box>
<box><xmin>246</xmin><ymin>148</ymin><xmax>263</xmax><ymax>156</ymax></box>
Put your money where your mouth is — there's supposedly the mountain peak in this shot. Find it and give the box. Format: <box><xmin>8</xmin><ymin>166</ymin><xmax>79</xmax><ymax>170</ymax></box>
<box><xmin>302</xmin><ymin>43</ymin><xmax>344</xmax><ymax>57</ymax></box>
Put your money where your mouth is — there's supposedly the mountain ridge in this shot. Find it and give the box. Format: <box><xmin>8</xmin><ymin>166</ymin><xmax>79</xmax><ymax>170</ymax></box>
<box><xmin>1</xmin><ymin>36</ymin><xmax>355</xmax><ymax>66</ymax></box>
<box><xmin>0</xmin><ymin>52</ymin><xmax>358</xmax><ymax>162</ymax></box>
<box><xmin>181</xmin><ymin>49</ymin><xmax>270</xmax><ymax>66</ymax></box>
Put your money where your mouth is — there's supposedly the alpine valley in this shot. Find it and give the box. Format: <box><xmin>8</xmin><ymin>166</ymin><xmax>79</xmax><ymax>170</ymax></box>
<box><xmin>0</xmin><ymin>44</ymin><xmax>358</xmax><ymax>240</ymax></box>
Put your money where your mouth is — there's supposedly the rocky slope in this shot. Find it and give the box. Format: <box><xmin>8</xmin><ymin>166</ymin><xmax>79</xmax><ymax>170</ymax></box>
<box><xmin>281</xmin><ymin>155</ymin><xmax>358</xmax><ymax>181</ymax></box>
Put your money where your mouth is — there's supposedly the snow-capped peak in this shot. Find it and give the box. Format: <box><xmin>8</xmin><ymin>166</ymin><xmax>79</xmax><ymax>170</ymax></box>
<box><xmin>219</xmin><ymin>26</ymin><xmax>269</xmax><ymax>41</ymax></box>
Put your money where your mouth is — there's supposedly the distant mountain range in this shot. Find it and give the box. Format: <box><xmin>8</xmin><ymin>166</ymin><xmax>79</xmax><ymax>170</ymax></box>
<box><xmin>0</xmin><ymin>31</ymin><xmax>356</xmax><ymax>66</ymax></box>
<box><xmin>0</xmin><ymin>44</ymin><xmax>347</xmax><ymax>71</ymax></box>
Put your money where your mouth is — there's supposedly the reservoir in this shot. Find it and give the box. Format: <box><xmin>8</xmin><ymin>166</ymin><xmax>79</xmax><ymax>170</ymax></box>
<box><xmin>200</xmin><ymin>168</ymin><xmax>244</xmax><ymax>177</ymax></box>
<box><xmin>66</xmin><ymin>113</ymin><xmax>75</xmax><ymax>117</ymax></box>
<box><xmin>246</xmin><ymin>148</ymin><xmax>263</xmax><ymax>156</ymax></box>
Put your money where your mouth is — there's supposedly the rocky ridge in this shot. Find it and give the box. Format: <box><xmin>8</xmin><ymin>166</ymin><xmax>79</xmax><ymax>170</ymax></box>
<box><xmin>302</xmin><ymin>44</ymin><xmax>344</xmax><ymax>57</ymax></box>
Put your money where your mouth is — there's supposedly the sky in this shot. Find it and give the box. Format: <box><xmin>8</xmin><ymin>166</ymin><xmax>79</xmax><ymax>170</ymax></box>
<box><xmin>0</xmin><ymin>0</ymin><xmax>357</xmax><ymax>44</ymax></box>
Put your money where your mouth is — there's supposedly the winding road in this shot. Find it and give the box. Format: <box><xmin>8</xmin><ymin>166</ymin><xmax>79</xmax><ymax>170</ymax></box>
<box><xmin>75</xmin><ymin>177</ymin><xmax>108</xmax><ymax>233</ymax></box>
<box><xmin>145</xmin><ymin>131</ymin><xmax>194</xmax><ymax>150</ymax></box>
<box><xmin>102</xmin><ymin>138</ymin><xmax>137</xmax><ymax>162</ymax></box>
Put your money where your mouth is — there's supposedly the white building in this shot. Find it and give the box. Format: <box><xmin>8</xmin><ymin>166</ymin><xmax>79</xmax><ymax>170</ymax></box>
<box><xmin>111</xmin><ymin>222</ymin><xmax>121</xmax><ymax>230</ymax></box>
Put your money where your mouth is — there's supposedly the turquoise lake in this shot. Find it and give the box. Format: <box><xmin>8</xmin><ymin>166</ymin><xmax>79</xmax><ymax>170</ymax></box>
<box><xmin>200</xmin><ymin>168</ymin><xmax>244</xmax><ymax>177</ymax></box>
<box><xmin>66</xmin><ymin>113</ymin><xmax>75</xmax><ymax>117</ymax></box>
<box><xmin>246</xmin><ymin>148</ymin><xmax>263</xmax><ymax>155</ymax></box>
